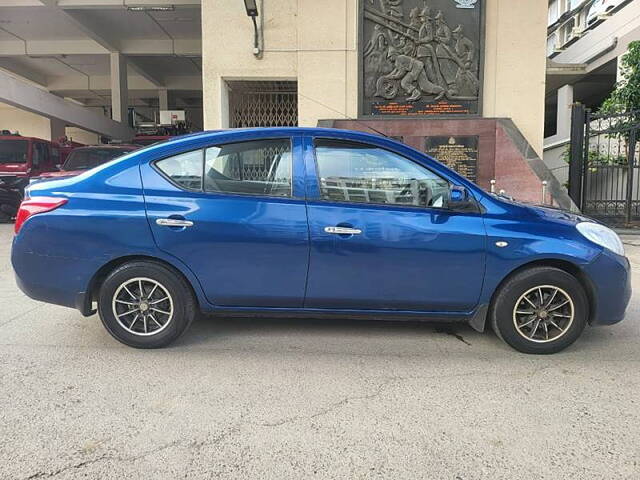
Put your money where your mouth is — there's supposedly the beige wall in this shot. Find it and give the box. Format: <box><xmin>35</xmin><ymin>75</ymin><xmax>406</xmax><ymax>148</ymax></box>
<box><xmin>202</xmin><ymin>0</ymin><xmax>358</xmax><ymax>129</ymax></box>
<box><xmin>0</xmin><ymin>102</ymin><xmax>53</xmax><ymax>140</ymax></box>
<box><xmin>65</xmin><ymin>127</ymin><xmax>100</xmax><ymax>145</ymax></box>
<box><xmin>202</xmin><ymin>0</ymin><xmax>547</xmax><ymax>154</ymax></box>
<box><xmin>483</xmin><ymin>0</ymin><xmax>547</xmax><ymax>155</ymax></box>
<box><xmin>0</xmin><ymin>103</ymin><xmax>100</xmax><ymax>144</ymax></box>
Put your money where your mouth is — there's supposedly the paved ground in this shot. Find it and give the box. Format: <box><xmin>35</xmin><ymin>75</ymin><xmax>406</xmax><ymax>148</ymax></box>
<box><xmin>0</xmin><ymin>224</ymin><xmax>639</xmax><ymax>480</ymax></box>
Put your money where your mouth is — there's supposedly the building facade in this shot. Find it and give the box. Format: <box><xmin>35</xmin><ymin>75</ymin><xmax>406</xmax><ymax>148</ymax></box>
<box><xmin>0</xmin><ymin>0</ymin><xmax>564</xmax><ymax>205</ymax></box>
<box><xmin>544</xmin><ymin>0</ymin><xmax>640</xmax><ymax>184</ymax></box>
<box><xmin>203</xmin><ymin>0</ymin><xmax>548</xmax><ymax>157</ymax></box>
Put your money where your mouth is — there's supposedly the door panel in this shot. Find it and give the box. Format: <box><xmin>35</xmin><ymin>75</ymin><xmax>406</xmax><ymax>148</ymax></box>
<box><xmin>141</xmin><ymin>136</ymin><xmax>309</xmax><ymax>308</ymax></box>
<box><xmin>305</xmin><ymin>203</ymin><xmax>485</xmax><ymax>311</ymax></box>
<box><xmin>303</xmin><ymin>137</ymin><xmax>486</xmax><ymax>312</ymax></box>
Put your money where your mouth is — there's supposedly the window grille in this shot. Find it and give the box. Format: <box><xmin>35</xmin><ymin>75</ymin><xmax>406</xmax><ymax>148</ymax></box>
<box><xmin>227</xmin><ymin>81</ymin><xmax>298</xmax><ymax>128</ymax></box>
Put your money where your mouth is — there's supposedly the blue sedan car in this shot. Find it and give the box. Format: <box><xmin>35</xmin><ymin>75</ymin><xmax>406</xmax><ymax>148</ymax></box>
<box><xmin>11</xmin><ymin>128</ymin><xmax>631</xmax><ymax>354</ymax></box>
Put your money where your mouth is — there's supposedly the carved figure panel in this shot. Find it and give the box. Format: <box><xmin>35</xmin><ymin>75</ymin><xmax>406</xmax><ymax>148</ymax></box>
<box><xmin>361</xmin><ymin>0</ymin><xmax>483</xmax><ymax>116</ymax></box>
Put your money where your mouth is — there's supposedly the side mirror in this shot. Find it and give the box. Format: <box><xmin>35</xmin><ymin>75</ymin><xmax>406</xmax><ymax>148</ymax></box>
<box><xmin>448</xmin><ymin>185</ymin><xmax>478</xmax><ymax>212</ymax></box>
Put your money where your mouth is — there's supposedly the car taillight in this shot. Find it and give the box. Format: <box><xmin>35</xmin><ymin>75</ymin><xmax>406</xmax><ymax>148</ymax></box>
<box><xmin>14</xmin><ymin>196</ymin><xmax>68</xmax><ymax>234</ymax></box>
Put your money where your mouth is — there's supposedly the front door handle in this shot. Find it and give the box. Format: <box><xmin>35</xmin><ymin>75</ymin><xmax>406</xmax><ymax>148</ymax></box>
<box><xmin>156</xmin><ymin>218</ymin><xmax>194</xmax><ymax>228</ymax></box>
<box><xmin>324</xmin><ymin>226</ymin><xmax>362</xmax><ymax>235</ymax></box>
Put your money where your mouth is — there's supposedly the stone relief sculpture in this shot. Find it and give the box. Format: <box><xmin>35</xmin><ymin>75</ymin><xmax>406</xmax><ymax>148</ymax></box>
<box><xmin>362</xmin><ymin>0</ymin><xmax>482</xmax><ymax>114</ymax></box>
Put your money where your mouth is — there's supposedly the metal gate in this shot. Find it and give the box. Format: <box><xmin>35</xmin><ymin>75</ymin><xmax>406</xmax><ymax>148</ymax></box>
<box><xmin>227</xmin><ymin>80</ymin><xmax>298</xmax><ymax>128</ymax></box>
<box><xmin>568</xmin><ymin>105</ymin><xmax>640</xmax><ymax>224</ymax></box>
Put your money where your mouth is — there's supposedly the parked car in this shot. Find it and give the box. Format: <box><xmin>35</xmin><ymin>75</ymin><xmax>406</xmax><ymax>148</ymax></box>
<box><xmin>11</xmin><ymin>128</ymin><xmax>631</xmax><ymax>354</ymax></box>
<box><xmin>54</xmin><ymin>136</ymin><xmax>85</xmax><ymax>165</ymax></box>
<box><xmin>34</xmin><ymin>144</ymin><xmax>140</xmax><ymax>181</ymax></box>
<box><xmin>0</xmin><ymin>134</ymin><xmax>66</xmax><ymax>181</ymax></box>
<box><xmin>587</xmin><ymin>0</ymin><xmax>624</xmax><ymax>25</ymax></box>
<box><xmin>133</xmin><ymin>135</ymin><xmax>171</xmax><ymax>147</ymax></box>
<box><xmin>0</xmin><ymin>175</ymin><xmax>27</xmax><ymax>222</ymax></box>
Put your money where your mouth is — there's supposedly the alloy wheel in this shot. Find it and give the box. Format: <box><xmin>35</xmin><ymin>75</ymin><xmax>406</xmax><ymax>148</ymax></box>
<box><xmin>112</xmin><ymin>277</ymin><xmax>174</xmax><ymax>336</ymax></box>
<box><xmin>512</xmin><ymin>285</ymin><xmax>575</xmax><ymax>343</ymax></box>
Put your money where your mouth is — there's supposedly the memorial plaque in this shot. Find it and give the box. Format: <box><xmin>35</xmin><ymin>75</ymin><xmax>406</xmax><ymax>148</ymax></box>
<box><xmin>425</xmin><ymin>135</ymin><xmax>478</xmax><ymax>182</ymax></box>
<box><xmin>360</xmin><ymin>0</ymin><xmax>483</xmax><ymax>117</ymax></box>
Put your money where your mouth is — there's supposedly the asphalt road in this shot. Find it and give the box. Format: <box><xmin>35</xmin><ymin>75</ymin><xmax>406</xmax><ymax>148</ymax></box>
<box><xmin>1</xmin><ymin>223</ymin><xmax>639</xmax><ymax>479</ymax></box>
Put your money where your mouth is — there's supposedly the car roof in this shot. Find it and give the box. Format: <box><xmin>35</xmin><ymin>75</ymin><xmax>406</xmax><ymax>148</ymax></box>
<box><xmin>72</xmin><ymin>144</ymin><xmax>139</xmax><ymax>150</ymax></box>
<box><xmin>0</xmin><ymin>135</ymin><xmax>49</xmax><ymax>142</ymax></box>
<box><xmin>156</xmin><ymin>127</ymin><xmax>387</xmax><ymax>147</ymax></box>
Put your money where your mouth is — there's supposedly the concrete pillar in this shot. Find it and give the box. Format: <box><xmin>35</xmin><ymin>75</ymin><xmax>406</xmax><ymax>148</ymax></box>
<box><xmin>110</xmin><ymin>52</ymin><xmax>128</xmax><ymax>123</ymax></box>
<box><xmin>159</xmin><ymin>89</ymin><xmax>169</xmax><ymax>111</ymax></box>
<box><xmin>556</xmin><ymin>84</ymin><xmax>574</xmax><ymax>140</ymax></box>
<box><xmin>49</xmin><ymin>118</ymin><xmax>66</xmax><ymax>141</ymax></box>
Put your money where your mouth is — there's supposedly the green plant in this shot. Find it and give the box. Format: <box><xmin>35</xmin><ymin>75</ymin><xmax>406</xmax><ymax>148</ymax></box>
<box><xmin>561</xmin><ymin>143</ymin><xmax>627</xmax><ymax>167</ymax></box>
<box><xmin>601</xmin><ymin>41</ymin><xmax>640</xmax><ymax>115</ymax></box>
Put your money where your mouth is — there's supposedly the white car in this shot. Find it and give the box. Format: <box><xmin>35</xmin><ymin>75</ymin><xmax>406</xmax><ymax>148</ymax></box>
<box><xmin>587</xmin><ymin>0</ymin><xmax>624</xmax><ymax>25</ymax></box>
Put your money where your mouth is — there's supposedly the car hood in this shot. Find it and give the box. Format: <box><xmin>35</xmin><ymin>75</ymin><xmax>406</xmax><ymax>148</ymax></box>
<box><xmin>491</xmin><ymin>194</ymin><xmax>593</xmax><ymax>225</ymax></box>
<box><xmin>524</xmin><ymin>203</ymin><xmax>593</xmax><ymax>225</ymax></box>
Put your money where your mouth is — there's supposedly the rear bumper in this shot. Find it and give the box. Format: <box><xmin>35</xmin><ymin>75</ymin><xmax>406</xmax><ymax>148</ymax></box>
<box><xmin>13</xmin><ymin>251</ymin><xmax>91</xmax><ymax>311</ymax></box>
<box><xmin>583</xmin><ymin>249</ymin><xmax>631</xmax><ymax>326</ymax></box>
<box><xmin>12</xmin><ymin>236</ymin><xmax>98</xmax><ymax>313</ymax></box>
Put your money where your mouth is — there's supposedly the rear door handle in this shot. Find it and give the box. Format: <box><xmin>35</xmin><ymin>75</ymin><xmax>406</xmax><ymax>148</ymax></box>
<box><xmin>156</xmin><ymin>218</ymin><xmax>194</xmax><ymax>228</ymax></box>
<box><xmin>324</xmin><ymin>226</ymin><xmax>362</xmax><ymax>235</ymax></box>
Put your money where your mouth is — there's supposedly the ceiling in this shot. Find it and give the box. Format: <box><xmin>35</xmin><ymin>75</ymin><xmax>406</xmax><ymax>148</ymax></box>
<box><xmin>0</xmin><ymin>0</ymin><xmax>203</xmax><ymax>108</ymax></box>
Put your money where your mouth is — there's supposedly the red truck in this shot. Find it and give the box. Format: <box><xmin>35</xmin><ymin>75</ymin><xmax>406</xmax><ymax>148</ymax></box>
<box><xmin>0</xmin><ymin>133</ymin><xmax>79</xmax><ymax>179</ymax></box>
<box><xmin>0</xmin><ymin>133</ymin><xmax>83</xmax><ymax>222</ymax></box>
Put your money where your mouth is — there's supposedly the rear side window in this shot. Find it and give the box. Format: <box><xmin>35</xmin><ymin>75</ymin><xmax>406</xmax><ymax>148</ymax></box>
<box><xmin>204</xmin><ymin>139</ymin><xmax>292</xmax><ymax>197</ymax></box>
<box><xmin>155</xmin><ymin>150</ymin><xmax>203</xmax><ymax>190</ymax></box>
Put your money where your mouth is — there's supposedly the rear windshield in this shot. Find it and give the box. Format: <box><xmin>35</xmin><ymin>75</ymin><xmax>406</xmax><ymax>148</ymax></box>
<box><xmin>0</xmin><ymin>140</ymin><xmax>28</xmax><ymax>164</ymax></box>
<box><xmin>63</xmin><ymin>148</ymin><xmax>130</xmax><ymax>171</ymax></box>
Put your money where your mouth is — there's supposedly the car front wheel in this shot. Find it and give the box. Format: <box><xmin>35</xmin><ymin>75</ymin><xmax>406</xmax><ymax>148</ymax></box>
<box><xmin>490</xmin><ymin>267</ymin><xmax>588</xmax><ymax>354</ymax></box>
<box><xmin>98</xmin><ymin>261</ymin><xmax>197</xmax><ymax>348</ymax></box>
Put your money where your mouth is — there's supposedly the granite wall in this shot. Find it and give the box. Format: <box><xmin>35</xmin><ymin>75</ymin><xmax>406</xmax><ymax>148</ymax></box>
<box><xmin>318</xmin><ymin>118</ymin><xmax>576</xmax><ymax>211</ymax></box>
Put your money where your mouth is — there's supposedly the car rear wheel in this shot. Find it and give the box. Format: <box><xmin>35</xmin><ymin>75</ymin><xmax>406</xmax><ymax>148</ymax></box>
<box><xmin>490</xmin><ymin>267</ymin><xmax>588</xmax><ymax>354</ymax></box>
<box><xmin>98</xmin><ymin>261</ymin><xmax>197</xmax><ymax>348</ymax></box>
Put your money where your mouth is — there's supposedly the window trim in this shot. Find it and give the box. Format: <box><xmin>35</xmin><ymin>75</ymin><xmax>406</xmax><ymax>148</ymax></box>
<box><xmin>310</xmin><ymin>137</ymin><xmax>452</xmax><ymax>211</ymax></box>
<box><xmin>151</xmin><ymin>137</ymin><xmax>295</xmax><ymax>199</ymax></box>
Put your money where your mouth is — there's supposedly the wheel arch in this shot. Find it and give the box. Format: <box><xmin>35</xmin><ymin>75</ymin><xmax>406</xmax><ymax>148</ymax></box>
<box><xmin>83</xmin><ymin>254</ymin><xmax>204</xmax><ymax>316</ymax></box>
<box><xmin>487</xmin><ymin>258</ymin><xmax>595</xmax><ymax>324</ymax></box>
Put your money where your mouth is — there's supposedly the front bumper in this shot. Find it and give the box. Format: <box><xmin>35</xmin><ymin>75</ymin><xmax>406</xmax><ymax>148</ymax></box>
<box><xmin>582</xmin><ymin>248</ymin><xmax>631</xmax><ymax>325</ymax></box>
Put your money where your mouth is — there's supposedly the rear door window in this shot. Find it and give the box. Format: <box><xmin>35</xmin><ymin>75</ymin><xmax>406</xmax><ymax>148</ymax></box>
<box><xmin>204</xmin><ymin>139</ymin><xmax>292</xmax><ymax>197</ymax></box>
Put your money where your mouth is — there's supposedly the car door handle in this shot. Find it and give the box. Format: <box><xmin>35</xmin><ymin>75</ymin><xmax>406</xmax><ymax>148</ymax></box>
<box><xmin>156</xmin><ymin>218</ymin><xmax>194</xmax><ymax>228</ymax></box>
<box><xmin>324</xmin><ymin>226</ymin><xmax>362</xmax><ymax>235</ymax></box>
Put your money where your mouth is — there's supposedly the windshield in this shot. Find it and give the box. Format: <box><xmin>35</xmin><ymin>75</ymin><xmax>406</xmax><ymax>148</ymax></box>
<box><xmin>0</xmin><ymin>140</ymin><xmax>29</xmax><ymax>164</ymax></box>
<box><xmin>63</xmin><ymin>148</ymin><xmax>130</xmax><ymax>171</ymax></box>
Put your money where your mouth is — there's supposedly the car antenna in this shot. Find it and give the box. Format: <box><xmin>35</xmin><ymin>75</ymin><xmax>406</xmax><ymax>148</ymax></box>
<box><xmin>297</xmin><ymin>91</ymin><xmax>391</xmax><ymax>139</ymax></box>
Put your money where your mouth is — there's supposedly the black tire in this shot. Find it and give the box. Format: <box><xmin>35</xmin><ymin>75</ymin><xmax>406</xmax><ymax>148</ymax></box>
<box><xmin>0</xmin><ymin>210</ymin><xmax>12</xmax><ymax>223</ymax></box>
<box><xmin>97</xmin><ymin>261</ymin><xmax>197</xmax><ymax>348</ymax></box>
<box><xmin>490</xmin><ymin>267</ymin><xmax>588</xmax><ymax>354</ymax></box>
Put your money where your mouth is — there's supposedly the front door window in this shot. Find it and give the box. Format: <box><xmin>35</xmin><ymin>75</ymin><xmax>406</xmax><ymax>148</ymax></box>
<box><xmin>314</xmin><ymin>139</ymin><xmax>450</xmax><ymax>209</ymax></box>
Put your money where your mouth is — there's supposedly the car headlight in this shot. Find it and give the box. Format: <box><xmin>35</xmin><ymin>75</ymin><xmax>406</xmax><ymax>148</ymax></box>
<box><xmin>576</xmin><ymin>222</ymin><xmax>625</xmax><ymax>256</ymax></box>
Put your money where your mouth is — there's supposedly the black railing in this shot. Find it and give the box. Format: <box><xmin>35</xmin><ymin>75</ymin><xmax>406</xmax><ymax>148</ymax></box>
<box><xmin>568</xmin><ymin>105</ymin><xmax>640</xmax><ymax>224</ymax></box>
